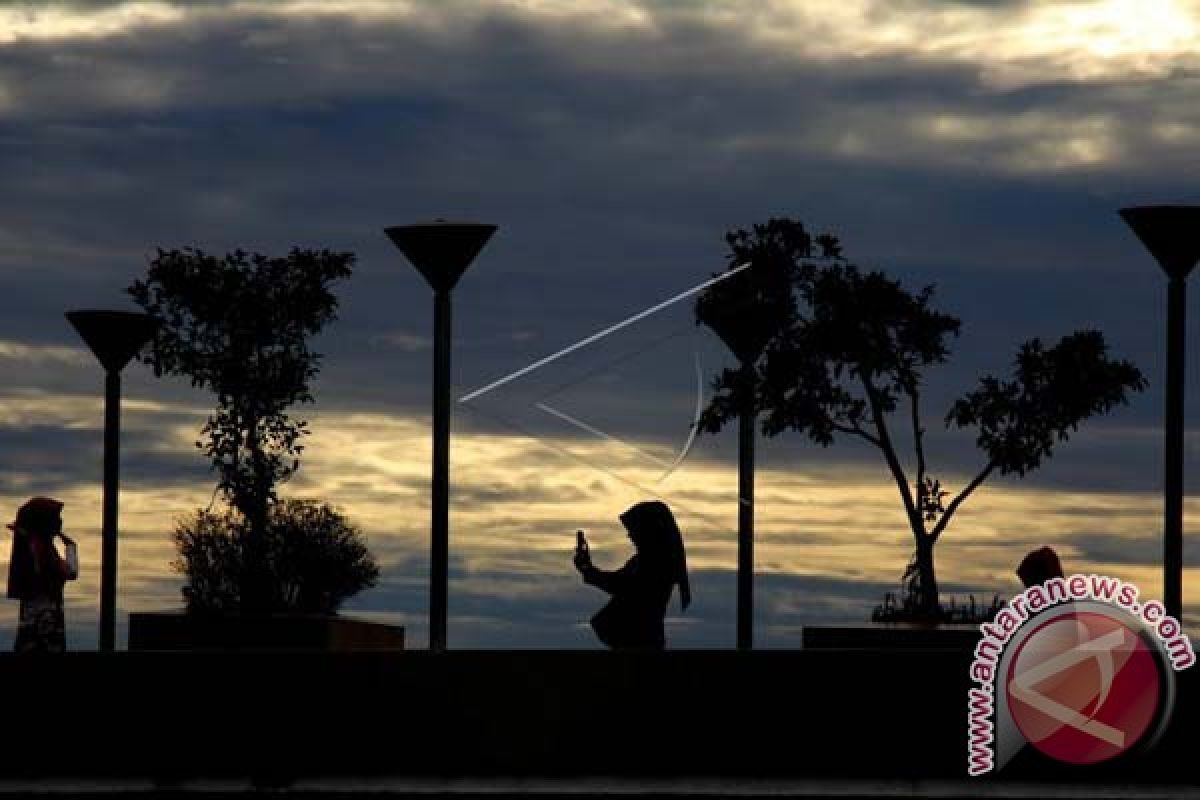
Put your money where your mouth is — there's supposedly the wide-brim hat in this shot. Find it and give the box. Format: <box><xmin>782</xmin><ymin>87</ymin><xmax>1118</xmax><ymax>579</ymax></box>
<box><xmin>6</xmin><ymin>496</ymin><xmax>64</xmax><ymax>534</ymax></box>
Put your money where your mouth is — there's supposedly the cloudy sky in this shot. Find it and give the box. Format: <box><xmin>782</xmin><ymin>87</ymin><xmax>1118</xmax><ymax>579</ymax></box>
<box><xmin>2</xmin><ymin>0</ymin><xmax>1200</xmax><ymax>649</ymax></box>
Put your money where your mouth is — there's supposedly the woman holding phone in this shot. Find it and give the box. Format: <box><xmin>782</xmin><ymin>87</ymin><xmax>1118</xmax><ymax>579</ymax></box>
<box><xmin>6</xmin><ymin>497</ymin><xmax>78</xmax><ymax>652</ymax></box>
<box><xmin>573</xmin><ymin>500</ymin><xmax>690</xmax><ymax>650</ymax></box>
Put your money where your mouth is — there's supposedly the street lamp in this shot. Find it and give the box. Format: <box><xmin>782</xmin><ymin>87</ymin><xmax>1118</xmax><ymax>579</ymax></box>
<box><xmin>384</xmin><ymin>220</ymin><xmax>496</xmax><ymax>652</ymax></box>
<box><xmin>1120</xmin><ymin>205</ymin><xmax>1200</xmax><ymax>622</ymax></box>
<box><xmin>66</xmin><ymin>310</ymin><xmax>159</xmax><ymax>652</ymax></box>
<box><xmin>696</xmin><ymin>272</ymin><xmax>781</xmax><ymax>651</ymax></box>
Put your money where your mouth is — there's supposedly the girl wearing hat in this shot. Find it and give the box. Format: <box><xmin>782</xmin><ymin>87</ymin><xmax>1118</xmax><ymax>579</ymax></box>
<box><xmin>6</xmin><ymin>497</ymin><xmax>78</xmax><ymax>652</ymax></box>
<box><xmin>573</xmin><ymin>500</ymin><xmax>691</xmax><ymax>650</ymax></box>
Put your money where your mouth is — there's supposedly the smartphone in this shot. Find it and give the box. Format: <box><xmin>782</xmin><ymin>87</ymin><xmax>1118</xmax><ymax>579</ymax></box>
<box><xmin>576</xmin><ymin>530</ymin><xmax>589</xmax><ymax>554</ymax></box>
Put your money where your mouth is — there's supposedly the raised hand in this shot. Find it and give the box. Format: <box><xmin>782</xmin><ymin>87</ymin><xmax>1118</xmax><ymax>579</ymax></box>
<box><xmin>573</xmin><ymin>545</ymin><xmax>593</xmax><ymax>574</ymax></box>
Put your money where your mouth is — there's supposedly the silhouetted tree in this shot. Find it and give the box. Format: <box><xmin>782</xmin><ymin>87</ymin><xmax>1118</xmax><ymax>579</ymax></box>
<box><xmin>173</xmin><ymin>499</ymin><xmax>379</xmax><ymax>614</ymax></box>
<box><xmin>128</xmin><ymin>247</ymin><xmax>354</xmax><ymax>612</ymax></box>
<box><xmin>698</xmin><ymin>218</ymin><xmax>1146</xmax><ymax>616</ymax></box>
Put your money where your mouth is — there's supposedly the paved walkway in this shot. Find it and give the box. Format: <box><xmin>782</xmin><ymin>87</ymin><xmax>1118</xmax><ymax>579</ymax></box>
<box><xmin>0</xmin><ymin>778</ymin><xmax>1196</xmax><ymax>798</ymax></box>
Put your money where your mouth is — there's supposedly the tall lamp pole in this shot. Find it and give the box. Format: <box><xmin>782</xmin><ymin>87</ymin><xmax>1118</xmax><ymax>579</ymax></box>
<box><xmin>384</xmin><ymin>221</ymin><xmax>496</xmax><ymax>652</ymax></box>
<box><xmin>1120</xmin><ymin>206</ymin><xmax>1200</xmax><ymax>621</ymax></box>
<box><xmin>66</xmin><ymin>310</ymin><xmax>159</xmax><ymax>652</ymax></box>
<box><xmin>697</xmin><ymin>287</ymin><xmax>774</xmax><ymax>650</ymax></box>
<box><xmin>735</xmin><ymin>361</ymin><xmax>757</xmax><ymax>651</ymax></box>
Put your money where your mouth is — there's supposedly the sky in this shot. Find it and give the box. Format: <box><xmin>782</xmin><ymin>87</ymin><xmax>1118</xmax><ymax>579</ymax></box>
<box><xmin>2</xmin><ymin>0</ymin><xmax>1200</xmax><ymax>649</ymax></box>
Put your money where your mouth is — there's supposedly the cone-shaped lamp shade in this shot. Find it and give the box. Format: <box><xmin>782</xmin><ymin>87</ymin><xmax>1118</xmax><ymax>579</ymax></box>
<box><xmin>384</xmin><ymin>221</ymin><xmax>496</xmax><ymax>292</ymax></box>
<box><xmin>66</xmin><ymin>310</ymin><xmax>159</xmax><ymax>372</ymax></box>
<box><xmin>696</xmin><ymin>265</ymin><xmax>788</xmax><ymax>363</ymax></box>
<box><xmin>1120</xmin><ymin>206</ymin><xmax>1200</xmax><ymax>280</ymax></box>
<box><xmin>702</xmin><ymin>308</ymin><xmax>777</xmax><ymax>365</ymax></box>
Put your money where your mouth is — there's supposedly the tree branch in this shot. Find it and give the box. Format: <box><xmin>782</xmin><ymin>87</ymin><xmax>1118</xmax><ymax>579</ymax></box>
<box><xmin>929</xmin><ymin>461</ymin><xmax>996</xmax><ymax>542</ymax></box>
<box><xmin>860</xmin><ymin>372</ymin><xmax>919</xmax><ymax>529</ymax></box>
<box><xmin>831</xmin><ymin>422</ymin><xmax>882</xmax><ymax>447</ymax></box>
<box><xmin>908</xmin><ymin>383</ymin><xmax>929</xmax><ymax>536</ymax></box>
<box><xmin>909</xmin><ymin>384</ymin><xmax>926</xmax><ymax>492</ymax></box>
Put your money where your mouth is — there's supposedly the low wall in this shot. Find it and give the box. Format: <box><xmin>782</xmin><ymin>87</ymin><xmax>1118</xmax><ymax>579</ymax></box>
<box><xmin>1</xmin><ymin>650</ymin><xmax>1194</xmax><ymax>783</ymax></box>
<box><xmin>128</xmin><ymin>612</ymin><xmax>406</xmax><ymax>651</ymax></box>
<box><xmin>802</xmin><ymin>624</ymin><xmax>981</xmax><ymax>649</ymax></box>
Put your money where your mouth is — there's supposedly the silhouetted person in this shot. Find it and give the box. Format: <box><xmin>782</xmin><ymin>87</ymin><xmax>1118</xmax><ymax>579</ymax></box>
<box><xmin>574</xmin><ymin>500</ymin><xmax>690</xmax><ymax>650</ymax></box>
<box><xmin>6</xmin><ymin>497</ymin><xmax>78</xmax><ymax>652</ymax></box>
<box><xmin>1016</xmin><ymin>546</ymin><xmax>1063</xmax><ymax>588</ymax></box>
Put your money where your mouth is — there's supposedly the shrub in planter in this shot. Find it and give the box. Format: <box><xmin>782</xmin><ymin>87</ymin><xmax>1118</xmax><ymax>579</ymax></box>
<box><xmin>129</xmin><ymin>246</ymin><xmax>356</xmax><ymax>612</ymax></box>
<box><xmin>871</xmin><ymin>559</ymin><xmax>1005</xmax><ymax>625</ymax></box>
<box><xmin>173</xmin><ymin>498</ymin><xmax>379</xmax><ymax>615</ymax></box>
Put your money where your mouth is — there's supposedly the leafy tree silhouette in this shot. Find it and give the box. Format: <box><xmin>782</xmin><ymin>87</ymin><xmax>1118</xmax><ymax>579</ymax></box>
<box><xmin>697</xmin><ymin>218</ymin><xmax>1146</xmax><ymax>617</ymax></box>
<box><xmin>173</xmin><ymin>498</ymin><xmax>379</xmax><ymax>615</ymax></box>
<box><xmin>128</xmin><ymin>247</ymin><xmax>355</xmax><ymax>613</ymax></box>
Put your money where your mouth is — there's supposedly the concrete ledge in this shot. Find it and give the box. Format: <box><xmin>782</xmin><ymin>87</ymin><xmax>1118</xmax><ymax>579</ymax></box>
<box><xmin>127</xmin><ymin>611</ymin><xmax>405</xmax><ymax>652</ymax></box>
<box><xmin>802</xmin><ymin>624</ymin><xmax>981</xmax><ymax>650</ymax></box>
<box><xmin>0</xmin><ymin>651</ymin><xmax>1191</xmax><ymax>783</ymax></box>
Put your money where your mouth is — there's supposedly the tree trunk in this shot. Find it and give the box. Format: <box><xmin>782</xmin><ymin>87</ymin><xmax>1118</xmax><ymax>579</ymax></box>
<box><xmin>912</xmin><ymin>537</ymin><xmax>940</xmax><ymax>617</ymax></box>
<box><xmin>241</xmin><ymin>415</ymin><xmax>270</xmax><ymax>615</ymax></box>
<box><xmin>244</xmin><ymin>498</ymin><xmax>269</xmax><ymax>614</ymax></box>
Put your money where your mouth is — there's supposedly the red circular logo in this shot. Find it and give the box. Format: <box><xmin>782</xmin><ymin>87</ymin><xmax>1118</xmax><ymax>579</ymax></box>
<box><xmin>1006</xmin><ymin>611</ymin><xmax>1162</xmax><ymax>765</ymax></box>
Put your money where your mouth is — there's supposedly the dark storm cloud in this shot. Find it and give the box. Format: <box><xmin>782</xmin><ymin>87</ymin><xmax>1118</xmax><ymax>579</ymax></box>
<box><xmin>1065</xmin><ymin>530</ymin><xmax>1200</xmax><ymax>568</ymax></box>
<box><xmin>2</xmin><ymin>0</ymin><xmax>1199</xmax><ymax>647</ymax></box>
<box><xmin>1</xmin><ymin>5</ymin><xmax>1188</xmax><ymax>314</ymax></box>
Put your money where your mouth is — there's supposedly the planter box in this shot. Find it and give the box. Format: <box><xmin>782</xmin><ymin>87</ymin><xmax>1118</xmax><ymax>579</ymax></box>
<box><xmin>802</xmin><ymin>623</ymin><xmax>980</xmax><ymax>650</ymax></box>
<box><xmin>128</xmin><ymin>611</ymin><xmax>404</xmax><ymax>652</ymax></box>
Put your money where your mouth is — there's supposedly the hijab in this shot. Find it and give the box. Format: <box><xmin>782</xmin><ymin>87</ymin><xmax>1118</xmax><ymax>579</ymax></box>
<box><xmin>6</xmin><ymin>497</ymin><xmax>64</xmax><ymax>600</ymax></box>
<box><xmin>619</xmin><ymin>500</ymin><xmax>691</xmax><ymax>610</ymax></box>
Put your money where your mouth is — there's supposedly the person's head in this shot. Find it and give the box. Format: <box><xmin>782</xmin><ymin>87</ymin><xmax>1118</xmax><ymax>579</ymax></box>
<box><xmin>619</xmin><ymin>500</ymin><xmax>691</xmax><ymax>610</ymax></box>
<box><xmin>8</xmin><ymin>496</ymin><xmax>63</xmax><ymax>542</ymax></box>
<box><xmin>1017</xmin><ymin>546</ymin><xmax>1064</xmax><ymax>588</ymax></box>
<box><xmin>7</xmin><ymin>496</ymin><xmax>63</xmax><ymax>541</ymax></box>
<box><xmin>620</xmin><ymin>500</ymin><xmax>671</xmax><ymax>554</ymax></box>
<box><xmin>7</xmin><ymin>497</ymin><xmax>65</xmax><ymax>600</ymax></box>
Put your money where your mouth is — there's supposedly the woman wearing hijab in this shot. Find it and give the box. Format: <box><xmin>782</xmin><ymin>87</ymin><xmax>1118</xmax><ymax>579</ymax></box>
<box><xmin>573</xmin><ymin>500</ymin><xmax>690</xmax><ymax>650</ymax></box>
<box><xmin>6</xmin><ymin>497</ymin><xmax>78</xmax><ymax>652</ymax></box>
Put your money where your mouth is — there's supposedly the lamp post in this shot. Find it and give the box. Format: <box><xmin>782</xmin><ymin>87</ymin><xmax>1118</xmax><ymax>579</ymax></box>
<box><xmin>66</xmin><ymin>310</ymin><xmax>159</xmax><ymax>652</ymax></box>
<box><xmin>384</xmin><ymin>221</ymin><xmax>496</xmax><ymax>652</ymax></box>
<box><xmin>1120</xmin><ymin>206</ymin><xmax>1200</xmax><ymax>622</ymax></box>
<box><xmin>696</xmin><ymin>272</ymin><xmax>779</xmax><ymax>650</ymax></box>
<box><xmin>734</xmin><ymin>360</ymin><xmax>758</xmax><ymax>652</ymax></box>
<box><xmin>710</xmin><ymin>340</ymin><xmax>766</xmax><ymax>651</ymax></box>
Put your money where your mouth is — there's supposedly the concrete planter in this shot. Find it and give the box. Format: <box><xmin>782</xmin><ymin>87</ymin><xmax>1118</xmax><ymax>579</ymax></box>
<box><xmin>127</xmin><ymin>611</ymin><xmax>405</xmax><ymax>652</ymax></box>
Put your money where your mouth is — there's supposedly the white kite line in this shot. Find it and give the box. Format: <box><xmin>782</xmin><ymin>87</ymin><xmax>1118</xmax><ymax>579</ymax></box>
<box><xmin>457</xmin><ymin>263</ymin><xmax>750</xmax><ymax>403</ymax></box>
<box><xmin>533</xmin><ymin>402</ymin><xmax>674</xmax><ymax>469</ymax></box>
